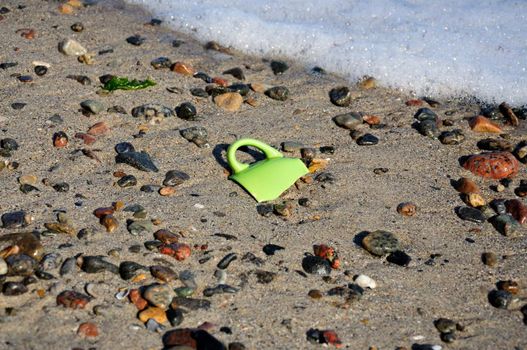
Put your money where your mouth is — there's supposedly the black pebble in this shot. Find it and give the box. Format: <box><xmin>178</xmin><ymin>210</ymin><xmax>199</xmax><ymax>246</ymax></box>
<box><xmin>190</xmin><ymin>88</ymin><xmax>209</xmax><ymax>98</ymax></box>
<box><xmin>387</xmin><ymin>250</ymin><xmax>411</xmax><ymax>266</ymax></box>
<box><xmin>262</xmin><ymin>244</ymin><xmax>285</xmax><ymax>256</ymax></box>
<box><xmin>176</xmin><ymin>102</ymin><xmax>198</xmax><ymax>120</ymax></box>
<box><xmin>34</xmin><ymin>65</ymin><xmax>47</xmax><ymax>76</ymax></box>
<box><xmin>217</xmin><ymin>253</ymin><xmax>238</xmax><ymax>270</ymax></box>
<box><xmin>356</xmin><ymin>134</ymin><xmax>379</xmax><ymax>145</ymax></box>
<box><xmin>126</xmin><ymin>35</ymin><xmax>145</xmax><ymax>46</ymax></box>
<box><xmin>256</xmin><ymin>204</ymin><xmax>274</xmax><ymax>217</ymax></box>
<box><xmin>115</xmin><ymin>142</ymin><xmax>135</xmax><ymax>154</ymax></box>
<box><xmin>52</xmin><ymin>182</ymin><xmax>70</xmax><ymax>193</ymax></box>
<box><xmin>11</xmin><ymin>102</ymin><xmax>26</xmax><ymax>110</ymax></box>
<box><xmin>223</xmin><ymin>67</ymin><xmax>245</xmax><ymax>80</ymax></box>
<box><xmin>1</xmin><ymin>138</ymin><xmax>19</xmax><ymax>151</ymax></box>
<box><xmin>270</xmin><ymin>60</ymin><xmax>289</xmax><ymax>75</ymax></box>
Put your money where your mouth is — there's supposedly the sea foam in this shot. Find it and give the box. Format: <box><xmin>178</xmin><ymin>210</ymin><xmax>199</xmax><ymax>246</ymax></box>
<box><xmin>126</xmin><ymin>0</ymin><xmax>527</xmax><ymax>105</ymax></box>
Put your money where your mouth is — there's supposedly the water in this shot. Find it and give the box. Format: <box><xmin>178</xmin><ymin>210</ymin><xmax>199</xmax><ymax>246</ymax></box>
<box><xmin>127</xmin><ymin>0</ymin><xmax>527</xmax><ymax>105</ymax></box>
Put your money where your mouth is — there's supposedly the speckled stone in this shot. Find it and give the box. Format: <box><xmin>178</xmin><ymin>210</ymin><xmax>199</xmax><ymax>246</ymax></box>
<box><xmin>361</xmin><ymin>230</ymin><xmax>400</xmax><ymax>256</ymax></box>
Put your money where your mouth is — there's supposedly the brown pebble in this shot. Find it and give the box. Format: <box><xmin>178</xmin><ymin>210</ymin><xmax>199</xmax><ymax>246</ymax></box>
<box><xmin>74</xmin><ymin>133</ymin><xmax>96</xmax><ymax>145</ymax></box>
<box><xmin>396</xmin><ymin>202</ymin><xmax>417</xmax><ymax>216</ymax></box>
<box><xmin>93</xmin><ymin>207</ymin><xmax>114</xmax><ymax>219</ymax></box>
<box><xmin>497</xmin><ymin>280</ymin><xmax>519</xmax><ymax>294</ymax></box>
<box><xmin>455</xmin><ymin>177</ymin><xmax>480</xmax><ymax>194</ymax></box>
<box><xmin>405</xmin><ymin>99</ymin><xmax>423</xmax><ymax>106</ymax></box>
<box><xmin>129</xmin><ymin>289</ymin><xmax>148</xmax><ymax>310</ymax></box>
<box><xmin>77</xmin><ymin>322</ymin><xmax>99</xmax><ymax>338</ymax></box>
<box><xmin>250</xmin><ymin>83</ymin><xmax>266</xmax><ymax>93</ymax></box>
<box><xmin>482</xmin><ymin>252</ymin><xmax>497</xmax><ymax>267</ymax></box>
<box><xmin>505</xmin><ymin>199</ymin><xmax>527</xmax><ymax>224</ymax></box>
<box><xmin>58</xmin><ymin>4</ymin><xmax>74</xmax><ymax>14</ymax></box>
<box><xmin>53</xmin><ymin>132</ymin><xmax>68</xmax><ymax>148</ymax></box>
<box><xmin>113</xmin><ymin>171</ymin><xmax>126</xmax><ymax>178</ymax></box>
<box><xmin>154</xmin><ymin>229</ymin><xmax>179</xmax><ymax>244</ymax></box>
<box><xmin>363</xmin><ymin>115</ymin><xmax>380</xmax><ymax>125</ymax></box>
<box><xmin>464</xmin><ymin>193</ymin><xmax>486</xmax><ymax>207</ymax></box>
<box><xmin>358</xmin><ymin>76</ymin><xmax>376</xmax><ymax>89</ymax></box>
<box><xmin>18</xmin><ymin>175</ymin><xmax>37</xmax><ymax>185</ymax></box>
<box><xmin>87</xmin><ymin>121</ymin><xmax>109</xmax><ymax>136</ymax></box>
<box><xmin>57</xmin><ymin>290</ymin><xmax>91</xmax><ymax>309</ymax></box>
<box><xmin>308</xmin><ymin>289</ymin><xmax>323</xmax><ymax>299</ymax></box>
<box><xmin>171</xmin><ymin>62</ymin><xmax>194</xmax><ymax>75</ymax></box>
<box><xmin>101</xmin><ymin>215</ymin><xmax>118</xmax><ymax>233</ymax></box>
<box><xmin>214</xmin><ymin>92</ymin><xmax>243</xmax><ymax>112</ymax></box>
<box><xmin>138</xmin><ymin>306</ymin><xmax>168</xmax><ymax>324</ymax></box>
<box><xmin>499</xmin><ymin>102</ymin><xmax>519</xmax><ymax>126</ymax></box>
<box><xmin>159</xmin><ymin>187</ymin><xmax>176</xmax><ymax>196</ymax></box>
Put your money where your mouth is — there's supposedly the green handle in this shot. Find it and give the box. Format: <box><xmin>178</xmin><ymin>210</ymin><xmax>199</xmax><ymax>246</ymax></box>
<box><xmin>227</xmin><ymin>138</ymin><xmax>284</xmax><ymax>174</ymax></box>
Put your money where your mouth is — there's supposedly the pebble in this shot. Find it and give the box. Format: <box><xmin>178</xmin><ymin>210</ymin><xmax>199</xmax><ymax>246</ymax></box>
<box><xmin>53</xmin><ymin>131</ymin><xmax>68</xmax><ymax>148</ymax></box>
<box><xmin>255</xmin><ymin>270</ymin><xmax>276</xmax><ymax>284</ymax></box>
<box><xmin>53</xmin><ymin>182</ymin><xmax>70</xmax><ymax>192</ymax></box>
<box><xmin>179</xmin><ymin>270</ymin><xmax>197</xmax><ymax>289</ymax></box>
<box><xmin>356</xmin><ymin>134</ymin><xmax>379</xmax><ymax>145</ymax></box>
<box><xmin>172</xmin><ymin>62</ymin><xmax>195</xmax><ymax>75</ymax></box>
<box><xmin>439</xmin><ymin>129</ymin><xmax>465</xmax><ymax>145</ymax></box>
<box><xmin>504</xmin><ymin>199</ymin><xmax>527</xmax><ymax>224</ymax></box>
<box><xmin>81</xmin><ymin>256</ymin><xmax>118</xmax><ymax>274</ymax></box>
<box><xmin>58</xmin><ymin>38</ymin><xmax>87</xmax><ymax>56</ymax></box>
<box><xmin>477</xmin><ymin>138</ymin><xmax>512</xmax><ymax>152</ymax></box>
<box><xmin>163</xmin><ymin>170</ymin><xmax>190</xmax><ymax>186</ymax></box>
<box><xmin>488</xmin><ymin>289</ymin><xmax>512</xmax><ymax>309</ymax></box>
<box><xmin>167</xmin><ymin>308</ymin><xmax>184</xmax><ymax>327</ymax></box>
<box><xmin>462</xmin><ymin>152</ymin><xmax>519</xmax><ymax>179</ymax></box>
<box><xmin>87</xmin><ymin>121</ymin><xmax>109</xmax><ymax>135</ymax></box>
<box><xmin>265</xmin><ymin>86</ymin><xmax>289</xmax><ymax>101</ymax></box>
<box><xmin>57</xmin><ymin>290</ymin><xmax>91</xmax><ymax>309</ymax></box>
<box><xmin>150</xmin><ymin>265</ymin><xmax>178</xmax><ymax>282</ymax></box>
<box><xmin>77</xmin><ymin>322</ymin><xmax>99</xmax><ymax>338</ymax></box>
<box><xmin>0</xmin><ymin>258</ymin><xmax>7</xmax><ymax>274</ymax></box>
<box><xmin>129</xmin><ymin>289</ymin><xmax>148</xmax><ymax>310</ymax></box>
<box><xmin>44</xmin><ymin>222</ymin><xmax>75</xmax><ymax>235</ymax></box>
<box><xmin>2</xmin><ymin>211</ymin><xmax>30</xmax><ymax>228</ymax></box>
<box><xmin>329</xmin><ymin>86</ymin><xmax>351</xmax><ymax>106</ymax></box>
<box><xmin>176</xmin><ymin>102</ymin><xmax>198</xmax><ymax>120</ymax></box>
<box><xmin>81</xmin><ymin>99</ymin><xmax>104</xmax><ymax>114</ymax></box>
<box><xmin>18</xmin><ymin>174</ymin><xmax>37</xmax><ymax>185</ymax></box>
<box><xmin>11</xmin><ymin>103</ymin><xmax>26</xmax><ymax>110</ymax></box>
<box><xmin>203</xmin><ymin>284</ymin><xmax>239</xmax><ymax>297</ymax></box>
<box><xmin>386</xmin><ymin>250</ymin><xmax>411</xmax><ymax>266</ymax></box>
<box><xmin>154</xmin><ymin>229</ymin><xmax>179</xmax><ymax>243</ymax></box>
<box><xmin>302</xmin><ymin>256</ymin><xmax>331</xmax><ymax>275</ymax></box>
<box><xmin>3</xmin><ymin>282</ymin><xmax>28</xmax><ymax>296</ymax></box>
<box><xmin>101</xmin><ymin>215</ymin><xmax>118</xmax><ymax>232</ymax></box>
<box><xmin>491</xmin><ymin>214</ymin><xmax>520</xmax><ymax>236</ymax></box>
<box><xmin>469</xmin><ymin>115</ymin><xmax>502</xmax><ymax>133</ymax></box>
<box><xmin>456</xmin><ymin>206</ymin><xmax>486</xmax><ymax>223</ymax></box>
<box><xmin>20</xmin><ymin>184</ymin><xmax>39</xmax><ymax>193</ymax></box>
<box><xmin>151</xmin><ymin>57</ymin><xmax>172</xmax><ymax>69</ymax></box>
<box><xmin>132</xmin><ymin>104</ymin><xmax>174</xmax><ymax>119</ymax></box>
<box><xmin>214</xmin><ymin>92</ymin><xmax>243</xmax><ymax>111</ymax></box>
<box><xmin>217</xmin><ymin>253</ymin><xmax>237</xmax><ymax>269</ymax></box>
<box><xmin>60</xmin><ymin>257</ymin><xmax>77</xmax><ymax>276</ymax></box>
<box><xmin>417</xmin><ymin>119</ymin><xmax>440</xmax><ymax>138</ymax></box>
<box><xmin>397</xmin><ymin>202</ymin><xmax>417</xmax><ymax>216</ymax></box>
<box><xmin>499</xmin><ymin>102</ymin><xmax>519</xmax><ymax>126</ymax></box>
<box><xmin>67</xmin><ymin>74</ymin><xmax>91</xmax><ymax>85</ymax></box>
<box><xmin>333</xmin><ymin>112</ymin><xmax>362</xmax><ymax>129</ymax></box>
<box><xmin>262</xmin><ymin>244</ymin><xmax>285</xmax><ymax>256</ymax></box>
<box><xmin>190</xmin><ymin>88</ymin><xmax>208</xmax><ymax>97</ymax></box>
<box><xmin>114</xmin><ymin>142</ymin><xmax>135</xmax><ymax>154</ymax></box>
<box><xmin>223</xmin><ymin>67</ymin><xmax>245</xmax><ymax>80</ymax></box>
<box><xmin>497</xmin><ymin>280</ymin><xmax>519</xmax><ymax>294</ymax></box>
<box><xmin>163</xmin><ymin>328</ymin><xmax>226</xmax><ymax>349</ymax></box>
<box><xmin>17</xmin><ymin>75</ymin><xmax>34</xmax><ymax>83</ymax></box>
<box><xmin>70</xmin><ymin>22</ymin><xmax>84</xmax><ymax>32</ymax></box>
<box><xmin>354</xmin><ymin>274</ymin><xmax>377</xmax><ymax>289</ymax></box>
<box><xmin>362</xmin><ymin>230</ymin><xmax>400</xmax><ymax>256</ymax></box>
<box><xmin>116</xmin><ymin>151</ymin><xmax>159</xmax><ymax>172</ymax></box>
<box><xmin>159</xmin><ymin>243</ymin><xmax>191</xmax><ymax>261</ymax></box>
<box><xmin>171</xmin><ymin>297</ymin><xmax>211</xmax><ymax>311</ymax></box>
<box><xmin>144</xmin><ymin>284</ymin><xmax>173</xmax><ymax>308</ymax></box>
<box><xmin>6</xmin><ymin>254</ymin><xmax>37</xmax><ymax>276</ymax></box>
<box><xmin>119</xmin><ymin>261</ymin><xmax>146</xmax><ymax>280</ymax></box>
<box><xmin>138</xmin><ymin>307</ymin><xmax>168</xmax><ymax>324</ymax></box>
<box><xmin>454</xmin><ymin>177</ymin><xmax>480</xmax><ymax>194</ymax></box>
<box><xmin>126</xmin><ymin>34</ymin><xmax>145</xmax><ymax>46</ymax></box>
<box><xmin>180</xmin><ymin>126</ymin><xmax>208</xmax><ymax>147</ymax></box>
<box><xmin>270</xmin><ymin>60</ymin><xmax>289</xmax><ymax>75</ymax></box>
<box><xmin>34</xmin><ymin>65</ymin><xmax>47</xmax><ymax>76</ymax></box>
<box><xmin>127</xmin><ymin>220</ymin><xmax>154</xmax><ymax>235</ymax></box>
<box><xmin>464</xmin><ymin>193</ymin><xmax>486</xmax><ymax>207</ymax></box>
<box><xmin>117</xmin><ymin>174</ymin><xmax>137</xmax><ymax>188</ymax></box>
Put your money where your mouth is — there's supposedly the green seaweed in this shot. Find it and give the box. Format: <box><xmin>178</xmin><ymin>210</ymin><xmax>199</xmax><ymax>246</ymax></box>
<box><xmin>102</xmin><ymin>76</ymin><xmax>156</xmax><ymax>91</ymax></box>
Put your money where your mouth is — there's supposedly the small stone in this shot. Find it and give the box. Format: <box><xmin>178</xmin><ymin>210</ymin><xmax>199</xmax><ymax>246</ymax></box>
<box><xmin>151</xmin><ymin>57</ymin><xmax>172</xmax><ymax>69</ymax></box>
<box><xmin>175</xmin><ymin>102</ymin><xmax>198</xmax><ymax>120</ymax></box>
<box><xmin>354</xmin><ymin>274</ymin><xmax>377</xmax><ymax>289</ymax></box>
<box><xmin>81</xmin><ymin>100</ymin><xmax>104</xmax><ymax>114</ymax></box>
<box><xmin>262</xmin><ymin>244</ymin><xmax>285</xmax><ymax>256</ymax></box>
<box><xmin>499</xmin><ymin>102</ymin><xmax>519</xmax><ymax>126</ymax></box>
<box><xmin>439</xmin><ymin>129</ymin><xmax>465</xmax><ymax>145</ymax></box>
<box><xmin>464</xmin><ymin>193</ymin><xmax>486</xmax><ymax>207</ymax></box>
<box><xmin>77</xmin><ymin>322</ymin><xmax>99</xmax><ymax>338</ymax></box>
<box><xmin>456</xmin><ymin>206</ymin><xmax>486</xmax><ymax>223</ymax></box>
<box><xmin>0</xmin><ymin>258</ymin><xmax>7</xmax><ymax>274</ymax></box>
<box><xmin>20</xmin><ymin>184</ymin><xmax>39</xmax><ymax>193</ymax></box>
<box><xmin>417</xmin><ymin>119</ymin><xmax>440</xmax><ymax>138</ymax></box>
<box><xmin>362</xmin><ymin>230</ymin><xmax>400</xmax><ymax>256</ymax></box>
<box><xmin>163</xmin><ymin>170</ymin><xmax>190</xmax><ymax>186</ymax></box>
<box><xmin>44</xmin><ymin>222</ymin><xmax>75</xmax><ymax>235</ymax></box>
<box><xmin>270</xmin><ymin>60</ymin><xmax>289</xmax><ymax>75</ymax></box>
<box><xmin>255</xmin><ymin>270</ymin><xmax>276</xmax><ymax>284</ymax></box>
<box><xmin>172</xmin><ymin>62</ymin><xmax>195</xmax><ymax>75</ymax></box>
<box><xmin>281</xmin><ymin>141</ymin><xmax>304</xmax><ymax>152</ymax></box>
<box><xmin>144</xmin><ymin>284</ymin><xmax>173</xmax><ymax>309</ymax></box>
<box><xmin>223</xmin><ymin>67</ymin><xmax>245</xmax><ymax>80</ymax></box>
<box><xmin>18</xmin><ymin>175</ymin><xmax>37</xmax><ymax>185</ymax></box>
<box><xmin>167</xmin><ymin>308</ymin><xmax>185</xmax><ymax>327</ymax></box>
<box><xmin>126</xmin><ymin>34</ymin><xmax>145</xmax><ymax>46</ymax></box>
<box><xmin>190</xmin><ymin>88</ymin><xmax>208</xmax><ymax>97</ymax></box>
<box><xmin>159</xmin><ymin>187</ymin><xmax>176</xmax><ymax>196</ymax></box>
<box><xmin>497</xmin><ymin>280</ymin><xmax>519</xmax><ymax>295</ymax></box>
<box><xmin>115</xmin><ymin>142</ymin><xmax>135</xmax><ymax>154</ymax></box>
<box><xmin>81</xmin><ymin>256</ymin><xmax>118</xmax><ymax>274</ymax></box>
<box><xmin>150</xmin><ymin>265</ymin><xmax>178</xmax><ymax>282</ymax></box>
<box><xmin>87</xmin><ymin>121</ymin><xmax>109</xmax><ymax>136</ymax></box>
<box><xmin>363</xmin><ymin>115</ymin><xmax>380</xmax><ymax>125</ymax></box>
<box><xmin>397</xmin><ymin>202</ymin><xmax>417</xmax><ymax>216</ymax></box>
<box><xmin>358</xmin><ymin>77</ymin><xmax>377</xmax><ymax>89</ymax></box>
<box><xmin>491</xmin><ymin>214</ymin><xmax>520</xmax><ymax>236</ymax></box>
<box><xmin>180</xmin><ymin>126</ymin><xmax>208</xmax><ymax>147</ymax></box>
<box><xmin>274</xmin><ymin>202</ymin><xmax>293</xmax><ymax>217</ymax></box>
<box><xmin>217</xmin><ymin>253</ymin><xmax>237</xmax><ymax>270</ymax></box>
<box><xmin>434</xmin><ymin>318</ymin><xmax>457</xmax><ymax>333</ymax></box>
<box><xmin>214</xmin><ymin>92</ymin><xmax>243</xmax><ymax>111</ymax></box>
<box><xmin>67</xmin><ymin>75</ymin><xmax>91</xmax><ymax>85</ymax></box>
<box><xmin>469</xmin><ymin>115</ymin><xmax>502</xmax><ymax>133</ymax></box>
<box><xmin>101</xmin><ymin>215</ymin><xmax>118</xmax><ymax>233</ymax></box>
<box><xmin>71</xmin><ymin>22</ymin><xmax>84</xmax><ymax>32</ymax></box>
<box><xmin>488</xmin><ymin>289</ymin><xmax>512</xmax><ymax>309</ymax></box>
<box><xmin>11</xmin><ymin>103</ymin><xmax>26</xmax><ymax>110</ymax></box>
<box><xmin>455</xmin><ymin>177</ymin><xmax>480</xmax><ymax>194</ymax></box>
<box><xmin>386</xmin><ymin>250</ymin><xmax>411</xmax><ymax>266</ymax></box>
<box><xmin>58</xmin><ymin>38</ymin><xmax>87</xmax><ymax>56</ymax></box>
<box><xmin>129</xmin><ymin>289</ymin><xmax>148</xmax><ymax>310</ymax></box>
<box><xmin>34</xmin><ymin>65</ymin><xmax>47</xmax><ymax>76</ymax></box>
<box><xmin>333</xmin><ymin>112</ymin><xmax>362</xmax><ymax>130</ymax></box>
<box><xmin>17</xmin><ymin>75</ymin><xmax>34</xmax><ymax>83</ymax></box>
<box><xmin>414</xmin><ymin>108</ymin><xmax>438</xmax><ymax>121</ymax></box>
<box><xmin>477</xmin><ymin>138</ymin><xmax>513</xmax><ymax>152</ymax></box>
<box><xmin>505</xmin><ymin>199</ymin><xmax>527</xmax><ymax>224</ymax></box>
<box><xmin>117</xmin><ymin>175</ymin><xmax>137</xmax><ymax>188</ymax></box>
<box><xmin>132</xmin><ymin>104</ymin><xmax>174</xmax><ymax>120</ymax></box>
<box><xmin>158</xmin><ymin>243</ymin><xmax>191</xmax><ymax>261</ymax></box>
<box><xmin>302</xmin><ymin>256</ymin><xmax>331</xmax><ymax>275</ymax></box>
<box><xmin>53</xmin><ymin>131</ymin><xmax>68</xmax><ymax>148</ymax></box>
<box><xmin>52</xmin><ymin>182</ymin><xmax>70</xmax><ymax>192</ymax></box>
<box><xmin>265</xmin><ymin>86</ymin><xmax>289</xmax><ymax>101</ymax></box>
<box><xmin>329</xmin><ymin>86</ymin><xmax>351</xmax><ymax>106</ymax></box>
<box><xmin>3</xmin><ymin>282</ymin><xmax>28</xmax><ymax>296</ymax></box>
<box><xmin>154</xmin><ymin>229</ymin><xmax>179</xmax><ymax>244</ymax></box>
<box><xmin>356</xmin><ymin>134</ymin><xmax>379</xmax><ymax>145</ymax></box>
<box><xmin>256</xmin><ymin>204</ymin><xmax>274</xmax><ymax>217</ymax></box>
<box><xmin>2</xmin><ymin>211</ymin><xmax>30</xmax><ymax>228</ymax></box>
<box><xmin>57</xmin><ymin>290</ymin><xmax>91</xmax><ymax>309</ymax></box>
<box><xmin>127</xmin><ymin>220</ymin><xmax>154</xmax><ymax>235</ymax></box>
<box><xmin>308</xmin><ymin>289</ymin><xmax>323</xmax><ymax>299</ymax></box>
<box><xmin>138</xmin><ymin>307</ymin><xmax>168</xmax><ymax>324</ymax></box>
<box><xmin>119</xmin><ymin>261</ymin><xmax>146</xmax><ymax>280</ymax></box>
<box><xmin>116</xmin><ymin>151</ymin><xmax>159</xmax><ymax>172</ymax></box>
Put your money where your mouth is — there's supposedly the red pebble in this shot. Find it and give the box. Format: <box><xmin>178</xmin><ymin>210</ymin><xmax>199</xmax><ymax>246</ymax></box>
<box><xmin>505</xmin><ymin>199</ymin><xmax>527</xmax><ymax>224</ymax></box>
<box><xmin>53</xmin><ymin>131</ymin><xmax>68</xmax><ymax>148</ymax></box>
<box><xmin>159</xmin><ymin>243</ymin><xmax>191</xmax><ymax>261</ymax></box>
<box><xmin>313</xmin><ymin>244</ymin><xmax>340</xmax><ymax>269</ymax></box>
<box><xmin>77</xmin><ymin>322</ymin><xmax>99</xmax><ymax>337</ymax></box>
<box><xmin>405</xmin><ymin>99</ymin><xmax>423</xmax><ymax>106</ymax></box>
<box><xmin>87</xmin><ymin>121</ymin><xmax>109</xmax><ymax>136</ymax></box>
<box><xmin>462</xmin><ymin>152</ymin><xmax>519</xmax><ymax>179</ymax></box>
<box><xmin>57</xmin><ymin>290</ymin><xmax>91</xmax><ymax>309</ymax></box>
<box><xmin>128</xmin><ymin>289</ymin><xmax>148</xmax><ymax>310</ymax></box>
<box><xmin>93</xmin><ymin>207</ymin><xmax>114</xmax><ymax>218</ymax></box>
<box><xmin>322</xmin><ymin>330</ymin><xmax>343</xmax><ymax>348</ymax></box>
<box><xmin>212</xmin><ymin>77</ymin><xmax>229</xmax><ymax>87</ymax></box>
<box><xmin>74</xmin><ymin>132</ymin><xmax>96</xmax><ymax>145</ymax></box>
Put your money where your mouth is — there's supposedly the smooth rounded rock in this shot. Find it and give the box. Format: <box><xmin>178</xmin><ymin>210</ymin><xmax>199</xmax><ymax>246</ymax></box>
<box><xmin>302</xmin><ymin>256</ymin><xmax>331</xmax><ymax>275</ymax></box>
<box><xmin>361</xmin><ymin>230</ymin><xmax>400</xmax><ymax>256</ymax></box>
<box><xmin>144</xmin><ymin>284</ymin><xmax>173</xmax><ymax>309</ymax></box>
<box><xmin>462</xmin><ymin>152</ymin><xmax>519</xmax><ymax>179</ymax></box>
<box><xmin>329</xmin><ymin>86</ymin><xmax>351</xmax><ymax>106</ymax></box>
<box><xmin>58</xmin><ymin>38</ymin><xmax>87</xmax><ymax>56</ymax></box>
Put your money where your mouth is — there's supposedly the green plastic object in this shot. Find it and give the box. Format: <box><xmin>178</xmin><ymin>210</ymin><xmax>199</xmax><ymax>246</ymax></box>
<box><xmin>227</xmin><ymin>138</ymin><xmax>309</xmax><ymax>202</ymax></box>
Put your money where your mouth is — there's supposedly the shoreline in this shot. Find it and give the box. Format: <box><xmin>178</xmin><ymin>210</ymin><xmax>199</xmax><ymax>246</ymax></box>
<box><xmin>0</xmin><ymin>1</ymin><xmax>526</xmax><ymax>350</ymax></box>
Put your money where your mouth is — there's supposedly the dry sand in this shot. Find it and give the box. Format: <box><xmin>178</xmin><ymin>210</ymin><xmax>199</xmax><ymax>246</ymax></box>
<box><xmin>0</xmin><ymin>1</ymin><xmax>526</xmax><ymax>349</ymax></box>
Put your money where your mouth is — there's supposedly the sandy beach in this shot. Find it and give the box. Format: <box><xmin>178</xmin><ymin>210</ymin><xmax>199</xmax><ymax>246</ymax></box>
<box><xmin>0</xmin><ymin>1</ymin><xmax>526</xmax><ymax>349</ymax></box>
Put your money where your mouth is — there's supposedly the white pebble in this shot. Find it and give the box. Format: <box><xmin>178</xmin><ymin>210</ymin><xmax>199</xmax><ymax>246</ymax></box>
<box><xmin>0</xmin><ymin>258</ymin><xmax>7</xmax><ymax>275</ymax></box>
<box><xmin>354</xmin><ymin>274</ymin><xmax>377</xmax><ymax>289</ymax></box>
<box><xmin>193</xmin><ymin>203</ymin><xmax>205</xmax><ymax>209</ymax></box>
<box><xmin>58</xmin><ymin>38</ymin><xmax>87</xmax><ymax>56</ymax></box>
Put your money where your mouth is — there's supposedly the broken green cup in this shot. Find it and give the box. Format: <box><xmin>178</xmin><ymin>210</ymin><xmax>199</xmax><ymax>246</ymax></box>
<box><xmin>227</xmin><ymin>138</ymin><xmax>309</xmax><ymax>202</ymax></box>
